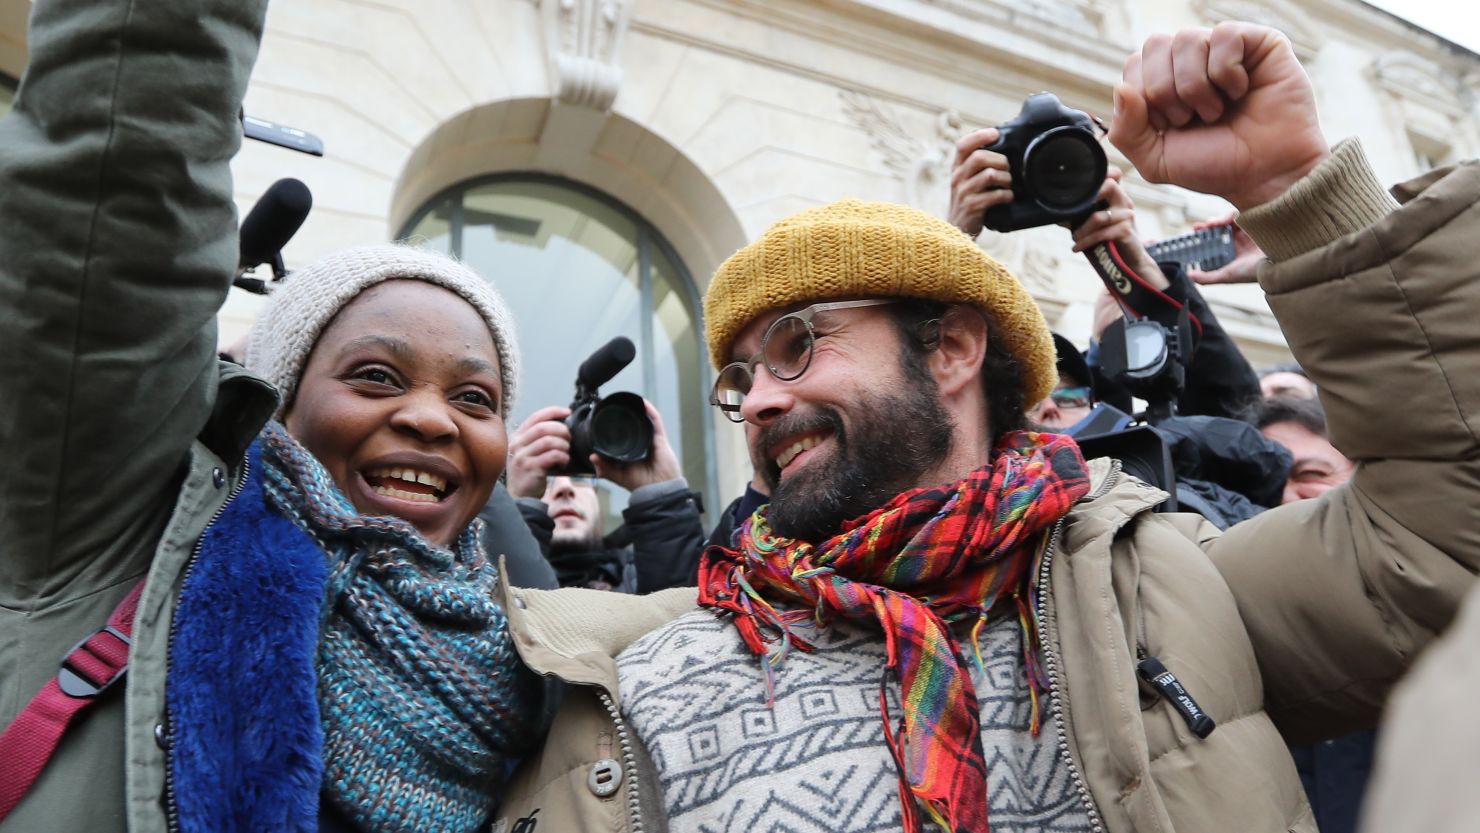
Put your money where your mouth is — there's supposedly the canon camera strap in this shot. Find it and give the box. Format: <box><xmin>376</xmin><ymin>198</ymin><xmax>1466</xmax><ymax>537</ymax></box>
<box><xmin>1085</xmin><ymin>240</ymin><xmax>1204</xmax><ymax>341</ymax></box>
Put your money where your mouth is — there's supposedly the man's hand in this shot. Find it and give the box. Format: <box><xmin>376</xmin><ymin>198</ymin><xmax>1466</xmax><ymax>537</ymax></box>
<box><xmin>1187</xmin><ymin>214</ymin><xmax>1265</xmax><ymax>284</ymax></box>
<box><xmin>948</xmin><ymin>127</ymin><xmax>1015</xmax><ymax>237</ymax></box>
<box><xmin>1070</xmin><ymin>167</ymin><xmax>1167</xmax><ymax>290</ymax></box>
<box><xmin>1108</xmin><ymin>23</ymin><xmax>1330</xmax><ymax>211</ymax></box>
<box><xmin>593</xmin><ymin>399</ymin><xmax>683</xmax><ymax>492</ymax></box>
<box><xmin>506</xmin><ymin>405</ymin><xmax>573</xmax><ymax>499</ymax></box>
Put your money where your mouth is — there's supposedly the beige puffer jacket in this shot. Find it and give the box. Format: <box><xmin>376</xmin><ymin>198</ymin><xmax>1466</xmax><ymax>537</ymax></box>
<box><xmin>492</xmin><ymin>146</ymin><xmax>1480</xmax><ymax>833</ymax></box>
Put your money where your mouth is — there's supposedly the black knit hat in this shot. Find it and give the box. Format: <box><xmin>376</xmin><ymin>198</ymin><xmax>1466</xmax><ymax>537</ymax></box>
<box><xmin>1050</xmin><ymin>333</ymin><xmax>1092</xmax><ymax>397</ymax></box>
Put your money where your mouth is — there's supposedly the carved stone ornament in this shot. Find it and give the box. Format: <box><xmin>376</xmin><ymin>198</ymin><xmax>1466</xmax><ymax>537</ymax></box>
<box><xmin>839</xmin><ymin>88</ymin><xmax>1060</xmax><ymax>296</ymax></box>
<box><xmin>839</xmin><ymin>90</ymin><xmax>961</xmax><ymax>214</ymax></box>
<box><xmin>540</xmin><ymin>0</ymin><xmax>632</xmax><ymax>111</ymax></box>
<box><xmin>1369</xmin><ymin>52</ymin><xmax>1467</xmax><ymax>120</ymax></box>
<box><xmin>921</xmin><ymin>0</ymin><xmax>1108</xmax><ymax>39</ymax></box>
<box><xmin>1192</xmin><ymin>0</ymin><xmax>1324</xmax><ymax>61</ymax></box>
<box><xmin>994</xmin><ymin>226</ymin><xmax>1064</xmax><ymax>296</ymax></box>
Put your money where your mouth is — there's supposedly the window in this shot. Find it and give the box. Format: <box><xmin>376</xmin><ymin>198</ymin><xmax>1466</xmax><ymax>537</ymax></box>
<box><xmin>1409</xmin><ymin>131</ymin><xmax>1453</xmax><ymax>173</ymax></box>
<box><xmin>400</xmin><ymin>175</ymin><xmax>715</xmax><ymax>527</ymax></box>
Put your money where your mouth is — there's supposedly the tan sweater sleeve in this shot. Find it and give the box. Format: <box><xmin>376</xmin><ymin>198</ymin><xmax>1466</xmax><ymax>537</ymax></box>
<box><xmin>1235</xmin><ymin>138</ymin><xmax>1400</xmax><ymax>262</ymax></box>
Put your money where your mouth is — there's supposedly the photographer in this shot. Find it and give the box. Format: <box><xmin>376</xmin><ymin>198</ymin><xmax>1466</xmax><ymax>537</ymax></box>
<box><xmin>952</xmin><ymin>145</ymin><xmax>1261</xmax><ymax>421</ymax></box>
<box><xmin>957</xmin><ymin>146</ymin><xmax>1286</xmax><ymax>528</ymax></box>
<box><xmin>503</xmin><ymin>400</ymin><xmax>704</xmax><ymax>593</ymax></box>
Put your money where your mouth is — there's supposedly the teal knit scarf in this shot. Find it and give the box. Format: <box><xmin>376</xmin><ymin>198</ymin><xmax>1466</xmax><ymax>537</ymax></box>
<box><xmin>257</xmin><ymin>422</ymin><xmax>542</xmax><ymax>833</ymax></box>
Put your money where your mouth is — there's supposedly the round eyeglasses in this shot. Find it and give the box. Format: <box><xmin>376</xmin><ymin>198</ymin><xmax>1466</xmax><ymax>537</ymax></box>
<box><xmin>1048</xmin><ymin>386</ymin><xmax>1092</xmax><ymax>409</ymax></box>
<box><xmin>709</xmin><ymin>299</ymin><xmax>898</xmax><ymax>423</ymax></box>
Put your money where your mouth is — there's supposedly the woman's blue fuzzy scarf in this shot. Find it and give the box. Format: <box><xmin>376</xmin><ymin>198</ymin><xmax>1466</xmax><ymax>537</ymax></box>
<box><xmin>167</xmin><ymin>440</ymin><xmax>327</xmax><ymax>833</ymax></box>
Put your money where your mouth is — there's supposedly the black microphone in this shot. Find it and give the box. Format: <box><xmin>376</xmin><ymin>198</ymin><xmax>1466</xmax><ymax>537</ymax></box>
<box><xmin>236</xmin><ymin>178</ymin><xmax>312</xmax><ymax>293</ymax></box>
<box><xmin>577</xmin><ymin>336</ymin><xmax>636</xmax><ymax>391</ymax></box>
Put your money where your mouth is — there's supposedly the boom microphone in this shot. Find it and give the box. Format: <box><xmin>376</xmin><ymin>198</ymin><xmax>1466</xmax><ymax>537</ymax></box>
<box><xmin>577</xmin><ymin>336</ymin><xmax>637</xmax><ymax>392</ymax></box>
<box><xmin>559</xmin><ymin>336</ymin><xmax>652</xmax><ymax>475</ymax></box>
<box><xmin>236</xmin><ymin>178</ymin><xmax>312</xmax><ymax>292</ymax></box>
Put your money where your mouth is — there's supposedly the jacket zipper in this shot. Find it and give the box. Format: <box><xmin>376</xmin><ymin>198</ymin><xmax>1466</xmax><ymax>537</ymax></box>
<box><xmin>1033</xmin><ymin>459</ymin><xmax>1121</xmax><ymax>833</ymax></box>
<box><xmin>162</xmin><ymin>456</ymin><xmax>250</xmax><ymax>833</ymax></box>
<box><xmin>594</xmin><ymin>688</ymin><xmax>645</xmax><ymax>833</ymax></box>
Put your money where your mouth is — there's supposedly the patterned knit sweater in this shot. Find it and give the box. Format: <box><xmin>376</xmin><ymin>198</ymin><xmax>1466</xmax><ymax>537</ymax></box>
<box><xmin>616</xmin><ymin>609</ymin><xmax>1095</xmax><ymax>832</ymax></box>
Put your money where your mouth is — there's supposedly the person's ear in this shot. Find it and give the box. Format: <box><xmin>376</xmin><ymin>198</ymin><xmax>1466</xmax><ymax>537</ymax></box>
<box><xmin>928</xmin><ymin>305</ymin><xmax>988</xmax><ymax>396</ymax></box>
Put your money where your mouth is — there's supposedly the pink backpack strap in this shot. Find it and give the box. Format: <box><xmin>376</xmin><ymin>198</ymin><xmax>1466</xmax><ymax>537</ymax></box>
<box><xmin>0</xmin><ymin>579</ymin><xmax>146</xmax><ymax>821</ymax></box>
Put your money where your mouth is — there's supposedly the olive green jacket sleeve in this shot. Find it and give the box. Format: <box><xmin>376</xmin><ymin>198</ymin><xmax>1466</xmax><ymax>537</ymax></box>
<box><xmin>1208</xmin><ymin>141</ymin><xmax>1480</xmax><ymax>742</ymax></box>
<box><xmin>0</xmin><ymin>0</ymin><xmax>269</xmax><ymax>610</ymax></box>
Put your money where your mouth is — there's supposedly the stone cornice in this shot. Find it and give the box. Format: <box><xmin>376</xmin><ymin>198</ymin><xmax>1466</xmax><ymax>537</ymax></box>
<box><xmin>1369</xmin><ymin>50</ymin><xmax>1469</xmax><ymax>121</ymax></box>
<box><xmin>1191</xmin><ymin>0</ymin><xmax>1325</xmax><ymax>61</ymax></box>
<box><xmin>631</xmin><ymin>0</ymin><xmax>1129</xmax><ymax>112</ymax></box>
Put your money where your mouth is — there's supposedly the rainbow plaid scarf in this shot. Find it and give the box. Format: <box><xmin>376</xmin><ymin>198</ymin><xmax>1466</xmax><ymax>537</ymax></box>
<box><xmin>697</xmin><ymin>430</ymin><xmax>1089</xmax><ymax>833</ymax></box>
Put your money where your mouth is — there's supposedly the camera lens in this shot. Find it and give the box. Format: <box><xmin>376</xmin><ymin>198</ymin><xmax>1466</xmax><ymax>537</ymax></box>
<box><xmin>590</xmin><ymin>392</ymin><xmax>653</xmax><ymax>463</ymax></box>
<box><xmin>1023</xmin><ymin>127</ymin><xmax>1104</xmax><ymax>209</ymax></box>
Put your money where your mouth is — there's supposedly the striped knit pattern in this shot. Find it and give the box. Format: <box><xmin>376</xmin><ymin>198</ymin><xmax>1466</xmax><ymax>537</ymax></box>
<box><xmin>257</xmin><ymin>422</ymin><xmax>542</xmax><ymax>833</ymax></box>
<box><xmin>701</xmin><ymin>199</ymin><xmax>1059</xmax><ymax>405</ymax></box>
<box><xmin>698</xmin><ymin>431</ymin><xmax>1090</xmax><ymax>833</ymax></box>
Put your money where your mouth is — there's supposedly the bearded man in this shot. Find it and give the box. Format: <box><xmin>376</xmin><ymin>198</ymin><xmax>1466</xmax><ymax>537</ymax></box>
<box><xmin>492</xmin><ymin>22</ymin><xmax>1480</xmax><ymax>833</ymax></box>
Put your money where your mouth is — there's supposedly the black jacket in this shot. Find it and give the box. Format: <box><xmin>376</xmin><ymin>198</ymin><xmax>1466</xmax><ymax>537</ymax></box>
<box><xmin>1156</xmin><ymin>414</ymin><xmax>1292</xmax><ymax>528</ymax></box>
<box><xmin>706</xmin><ymin>484</ymin><xmax>770</xmax><ymax>551</ymax></box>
<box><xmin>517</xmin><ymin>481</ymin><xmax>705</xmax><ymax>593</ymax></box>
<box><xmin>479</xmin><ymin>483</ymin><xmax>560</xmax><ymax>590</ymax></box>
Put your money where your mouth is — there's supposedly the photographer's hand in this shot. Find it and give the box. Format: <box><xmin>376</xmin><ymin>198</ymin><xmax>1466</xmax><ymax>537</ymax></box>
<box><xmin>1070</xmin><ymin>168</ymin><xmax>1167</xmax><ymax>290</ymax></box>
<box><xmin>1108</xmin><ymin>23</ymin><xmax>1330</xmax><ymax>211</ymax></box>
<box><xmin>506</xmin><ymin>405</ymin><xmax>573</xmax><ymax>499</ymax></box>
<box><xmin>948</xmin><ymin>127</ymin><xmax>1015</xmax><ymax>237</ymax></box>
<box><xmin>1092</xmin><ymin>287</ymin><xmax>1124</xmax><ymax>342</ymax></box>
<box><xmin>1187</xmin><ymin>214</ymin><xmax>1264</xmax><ymax>285</ymax></box>
<box><xmin>594</xmin><ymin>400</ymin><xmax>683</xmax><ymax>492</ymax></box>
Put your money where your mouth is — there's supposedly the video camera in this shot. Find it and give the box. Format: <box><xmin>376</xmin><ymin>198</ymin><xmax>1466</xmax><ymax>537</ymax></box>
<box><xmin>982</xmin><ymin>92</ymin><xmax>1108</xmax><ymax>233</ymax></box>
<box><xmin>1075</xmin><ymin>242</ymin><xmax>1201</xmax><ymax>513</ymax></box>
<box><xmin>1065</xmin><ymin>314</ymin><xmax>1187</xmax><ymax>512</ymax></box>
<box><xmin>554</xmin><ymin>336</ymin><xmax>654</xmax><ymax>477</ymax></box>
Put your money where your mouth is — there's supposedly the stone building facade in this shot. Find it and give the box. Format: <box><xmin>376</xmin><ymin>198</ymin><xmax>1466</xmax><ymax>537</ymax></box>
<box><xmin>3</xmin><ymin>0</ymin><xmax>1477</xmax><ymax>512</ymax></box>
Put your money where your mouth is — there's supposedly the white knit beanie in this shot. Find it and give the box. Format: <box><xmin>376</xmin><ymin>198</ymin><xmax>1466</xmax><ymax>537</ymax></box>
<box><xmin>245</xmin><ymin>244</ymin><xmax>520</xmax><ymax>418</ymax></box>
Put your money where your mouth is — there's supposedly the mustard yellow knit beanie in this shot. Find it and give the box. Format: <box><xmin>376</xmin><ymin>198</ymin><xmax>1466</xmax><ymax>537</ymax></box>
<box><xmin>703</xmin><ymin>199</ymin><xmax>1057</xmax><ymax>406</ymax></box>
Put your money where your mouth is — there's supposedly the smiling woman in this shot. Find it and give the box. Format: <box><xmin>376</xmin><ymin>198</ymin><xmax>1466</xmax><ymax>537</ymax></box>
<box><xmin>272</xmin><ymin>279</ymin><xmax>510</xmax><ymax>546</ymax></box>
<box><xmin>229</xmin><ymin>246</ymin><xmax>543</xmax><ymax>832</ymax></box>
<box><xmin>0</xmin><ymin>4</ymin><xmax>548</xmax><ymax>833</ymax></box>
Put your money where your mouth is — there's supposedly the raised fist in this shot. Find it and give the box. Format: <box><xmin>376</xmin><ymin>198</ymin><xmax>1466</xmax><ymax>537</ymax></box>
<box><xmin>1108</xmin><ymin>22</ymin><xmax>1330</xmax><ymax>210</ymax></box>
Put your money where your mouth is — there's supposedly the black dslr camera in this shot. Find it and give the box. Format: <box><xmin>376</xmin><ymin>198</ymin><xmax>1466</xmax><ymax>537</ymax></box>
<box><xmin>555</xmin><ymin>336</ymin><xmax>654</xmax><ymax>476</ymax></box>
<box><xmin>982</xmin><ymin>92</ymin><xmax>1108</xmax><ymax>233</ymax></box>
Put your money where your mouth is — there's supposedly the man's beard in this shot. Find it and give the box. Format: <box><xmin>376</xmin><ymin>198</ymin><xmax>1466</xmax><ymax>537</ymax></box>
<box><xmin>549</xmin><ymin>523</ymin><xmax>604</xmax><ymax>555</ymax></box>
<box><xmin>758</xmin><ymin>380</ymin><xmax>953</xmax><ymax>542</ymax></box>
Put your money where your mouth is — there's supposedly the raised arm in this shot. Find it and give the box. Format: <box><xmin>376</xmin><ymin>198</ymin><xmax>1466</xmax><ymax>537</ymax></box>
<box><xmin>1111</xmin><ymin>23</ymin><xmax>1480</xmax><ymax>738</ymax></box>
<box><xmin>0</xmin><ymin>0</ymin><xmax>269</xmax><ymax>599</ymax></box>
